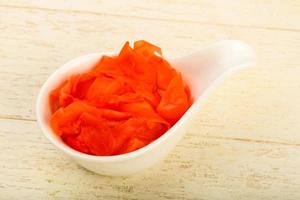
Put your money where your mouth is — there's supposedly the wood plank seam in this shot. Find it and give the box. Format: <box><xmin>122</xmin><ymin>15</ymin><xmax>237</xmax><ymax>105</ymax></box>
<box><xmin>2</xmin><ymin>116</ymin><xmax>299</xmax><ymax>148</ymax></box>
<box><xmin>1</xmin><ymin>4</ymin><xmax>299</xmax><ymax>33</ymax></box>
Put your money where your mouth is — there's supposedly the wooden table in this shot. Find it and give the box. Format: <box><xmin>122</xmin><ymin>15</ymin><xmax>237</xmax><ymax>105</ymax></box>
<box><xmin>1</xmin><ymin>1</ymin><xmax>300</xmax><ymax>199</ymax></box>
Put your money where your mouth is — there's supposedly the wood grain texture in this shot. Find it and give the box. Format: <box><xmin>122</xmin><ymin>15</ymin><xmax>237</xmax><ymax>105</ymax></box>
<box><xmin>2</xmin><ymin>0</ymin><xmax>300</xmax><ymax>30</ymax></box>
<box><xmin>1</xmin><ymin>119</ymin><xmax>300</xmax><ymax>200</ymax></box>
<box><xmin>0</xmin><ymin>0</ymin><xmax>300</xmax><ymax>199</ymax></box>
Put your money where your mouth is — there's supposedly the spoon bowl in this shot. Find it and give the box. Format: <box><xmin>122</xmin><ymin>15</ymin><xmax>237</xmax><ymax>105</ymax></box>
<box><xmin>36</xmin><ymin>40</ymin><xmax>256</xmax><ymax>176</ymax></box>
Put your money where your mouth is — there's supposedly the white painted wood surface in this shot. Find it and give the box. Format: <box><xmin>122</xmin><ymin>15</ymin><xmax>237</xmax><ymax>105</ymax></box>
<box><xmin>0</xmin><ymin>1</ymin><xmax>300</xmax><ymax>199</ymax></box>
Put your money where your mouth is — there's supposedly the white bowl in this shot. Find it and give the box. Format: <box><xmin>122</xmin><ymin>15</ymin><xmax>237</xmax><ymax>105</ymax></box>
<box><xmin>36</xmin><ymin>40</ymin><xmax>256</xmax><ymax>176</ymax></box>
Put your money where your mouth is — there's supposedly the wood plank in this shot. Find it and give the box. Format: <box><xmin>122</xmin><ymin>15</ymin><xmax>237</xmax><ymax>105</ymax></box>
<box><xmin>1</xmin><ymin>0</ymin><xmax>300</xmax><ymax>30</ymax></box>
<box><xmin>0</xmin><ymin>6</ymin><xmax>300</xmax><ymax>144</ymax></box>
<box><xmin>1</xmin><ymin>119</ymin><xmax>300</xmax><ymax>199</ymax></box>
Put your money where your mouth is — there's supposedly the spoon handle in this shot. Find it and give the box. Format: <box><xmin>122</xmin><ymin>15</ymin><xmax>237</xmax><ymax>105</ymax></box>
<box><xmin>170</xmin><ymin>40</ymin><xmax>256</xmax><ymax>98</ymax></box>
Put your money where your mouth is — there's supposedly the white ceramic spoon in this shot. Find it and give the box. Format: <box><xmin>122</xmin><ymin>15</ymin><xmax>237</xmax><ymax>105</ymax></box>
<box><xmin>36</xmin><ymin>40</ymin><xmax>256</xmax><ymax>176</ymax></box>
